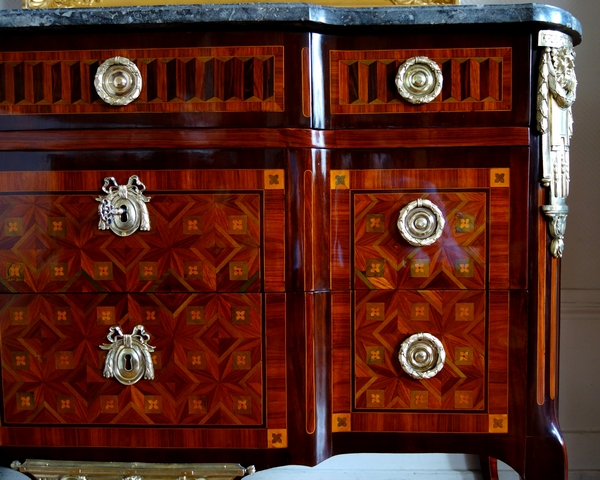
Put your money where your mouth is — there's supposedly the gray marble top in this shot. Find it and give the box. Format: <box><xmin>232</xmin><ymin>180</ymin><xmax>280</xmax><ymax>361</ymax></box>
<box><xmin>0</xmin><ymin>3</ymin><xmax>582</xmax><ymax>44</ymax></box>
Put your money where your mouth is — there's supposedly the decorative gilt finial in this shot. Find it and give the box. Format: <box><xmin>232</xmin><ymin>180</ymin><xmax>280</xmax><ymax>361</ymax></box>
<box><xmin>537</xmin><ymin>30</ymin><xmax>577</xmax><ymax>258</ymax></box>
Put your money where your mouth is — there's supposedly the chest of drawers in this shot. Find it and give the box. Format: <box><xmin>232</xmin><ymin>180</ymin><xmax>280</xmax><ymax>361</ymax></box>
<box><xmin>0</xmin><ymin>4</ymin><xmax>581</xmax><ymax>480</ymax></box>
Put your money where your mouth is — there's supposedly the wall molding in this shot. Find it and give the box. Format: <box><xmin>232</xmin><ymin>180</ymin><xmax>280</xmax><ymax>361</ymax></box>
<box><xmin>561</xmin><ymin>289</ymin><xmax>600</xmax><ymax>319</ymax></box>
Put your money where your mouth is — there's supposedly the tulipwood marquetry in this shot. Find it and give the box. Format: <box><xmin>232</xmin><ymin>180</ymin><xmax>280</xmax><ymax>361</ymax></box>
<box><xmin>0</xmin><ymin>11</ymin><xmax>577</xmax><ymax>480</ymax></box>
<box><xmin>0</xmin><ymin>167</ymin><xmax>287</xmax><ymax>451</ymax></box>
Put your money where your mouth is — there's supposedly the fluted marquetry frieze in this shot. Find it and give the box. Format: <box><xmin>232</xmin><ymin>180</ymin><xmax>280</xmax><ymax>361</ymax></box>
<box><xmin>331</xmin><ymin>47</ymin><xmax>511</xmax><ymax>114</ymax></box>
<box><xmin>0</xmin><ymin>46</ymin><xmax>283</xmax><ymax>114</ymax></box>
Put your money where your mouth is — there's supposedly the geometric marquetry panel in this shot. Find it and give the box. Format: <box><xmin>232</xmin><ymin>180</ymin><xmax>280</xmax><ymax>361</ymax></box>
<box><xmin>0</xmin><ymin>292</ymin><xmax>271</xmax><ymax>427</ymax></box>
<box><xmin>0</xmin><ymin>168</ymin><xmax>285</xmax><ymax>447</ymax></box>
<box><xmin>355</xmin><ymin>289</ymin><xmax>485</xmax><ymax>412</ymax></box>
<box><xmin>331</xmin><ymin>48</ymin><xmax>511</xmax><ymax>114</ymax></box>
<box><xmin>0</xmin><ymin>193</ymin><xmax>260</xmax><ymax>293</ymax></box>
<box><xmin>331</xmin><ymin>165</ymin><xmax>512</xmax><ymax>433</ymax></box>
<box><xmin>332</xmin><ymin>290</ymin><xmax>509</xmax><ymax>433</ymax></box>
<box><xmin>0</xmin><ymin>46</ymin><xmax>283</xmax><ymax>115</ymax></box>
<box><xmin>331</xmin><ymin>168</ymin><xmax>510</xmax><ymax>292</ymax></box>
<box><xmin>0</xmin><ymin>169</ymin><xmax>285</xmax><ymax>295</ymax></box>
<box><xmin>354</xmin><ymin>191</ymin><xmax>486</xmax><ymax>290</ymax></box>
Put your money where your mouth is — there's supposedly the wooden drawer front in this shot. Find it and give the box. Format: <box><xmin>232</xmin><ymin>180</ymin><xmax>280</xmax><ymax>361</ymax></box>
<box><xmin>355</xmin><ymin>290</ymin><xmax>485</xmax><ymax>412</ymax></box>
<box><xmin>332</xmin><ymin>290</ymin><xmax>509</xmax><ymax>434</ymax></box>
<box><xmin>0</xmin><ymin>292</ymin><xmax>279</xmax><ymax>428</ymax></box>
<box><xmin>330</xmin><ymin>48</ymin><xmax>511</xmax><ymax>115</ymax></box>
<box><xmin>0</xmin><ymin>169</ymin><xmax>285</xmax><ymax>293</ymax></box>
<box><xmin>0</xmin><ymin>46</ymin><xmax>284</xmax><ymax>115</ymax></box>
<box><xmin>354</xmin><ymin>191</ymin><xmax>486</xmax><ymax>290</ymax></box>
<box><xmin>331</xmin><ymin>168</ymin><xmax>510</xmax><ymax>291</ymax></box>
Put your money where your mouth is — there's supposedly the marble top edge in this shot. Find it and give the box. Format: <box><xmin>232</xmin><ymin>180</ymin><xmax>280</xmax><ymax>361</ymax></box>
<box><xmin>0</xmin><ymin>3</ymin><xmax>582</xmax><ymax>44</ymax></box>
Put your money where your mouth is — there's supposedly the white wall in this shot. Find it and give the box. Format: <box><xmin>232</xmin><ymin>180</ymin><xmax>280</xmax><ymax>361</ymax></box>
<box><xmin>0</xmin><ymin>0</ymin><xmax>20</xmax><ymax>8</ymax></box>
<box><xmin>0</xmin><ymin>0</ymin><xmax>598</xmax><ymax>478</ymax></box>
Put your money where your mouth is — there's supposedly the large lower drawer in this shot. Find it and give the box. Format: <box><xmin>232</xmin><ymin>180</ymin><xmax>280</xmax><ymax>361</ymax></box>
<box><xmin>0</xmin><ymin>292</ymin><xmax>287</xmax><ymax>448</ymax></box>
<box><xmin>332</xmin><ymin>290</ymin><xmax>510</xmax><ymax>434</ymax></box>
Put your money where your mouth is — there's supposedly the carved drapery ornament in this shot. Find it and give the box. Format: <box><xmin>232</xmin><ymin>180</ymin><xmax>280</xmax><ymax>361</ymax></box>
<box><xmin>537</xmin><ymin>30</ymin><xmax>577</xmax><ymax>258</ymax></box>
<box><xmin>96</xmin><ymin>175</ymin><xmax>151</xmax><ymax>237</ymax></box>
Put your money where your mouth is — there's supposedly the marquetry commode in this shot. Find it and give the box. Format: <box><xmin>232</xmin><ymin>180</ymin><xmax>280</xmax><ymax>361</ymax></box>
<box><xmin>0</xmin><ymin>4</ymin><xmax>581</xmax><ymax>480</ymax></box>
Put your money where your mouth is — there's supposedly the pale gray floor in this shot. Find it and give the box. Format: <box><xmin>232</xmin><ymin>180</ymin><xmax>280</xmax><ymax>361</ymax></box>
<box><xmin>249</xmin><ymin>454</ymin><xmax>600</xmax><ymax>479</ymax></box>
<box><xmin>250</xmin><ymin>454</ymin><xmax>514</xmax><ymax>479</ymax></box>
<box><xmin>251</xmin><ymin>454</ymin><xmax>484</xmax><ymax>479</ymax></box>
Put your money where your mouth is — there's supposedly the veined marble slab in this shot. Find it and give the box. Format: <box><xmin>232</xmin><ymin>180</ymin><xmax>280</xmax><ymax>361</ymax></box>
<box><xmin>0</xmin><ymin>3</ymin><xmax>582</xmax><ymax>44</ymax></box>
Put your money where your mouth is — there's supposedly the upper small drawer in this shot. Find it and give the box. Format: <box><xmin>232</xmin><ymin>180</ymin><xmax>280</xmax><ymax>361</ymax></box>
<box><xmin>330</xmin><ymin>47</ymin><xmax>511</xmax><ymax>116</ymax></box>
<box><xmin>323</xmin><ymin>32</ymin><xmax>532</xmax><ymax>129</ymax></box>
<box><xmin>0</xmin><ymin>46</ymin><xmax>284</xmax><ymax>116</ymax></box>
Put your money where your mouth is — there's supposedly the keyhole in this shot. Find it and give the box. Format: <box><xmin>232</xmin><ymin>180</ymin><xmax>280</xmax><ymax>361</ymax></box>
<box><xmin>119</xmin><ymin>205</ymin><xmax>128</xmax><ymax>223</ymax></box>
<box><xmin>124</xmin><ymin>353</ymin><xmax>133</xmax><ymax>371</ymax></box>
